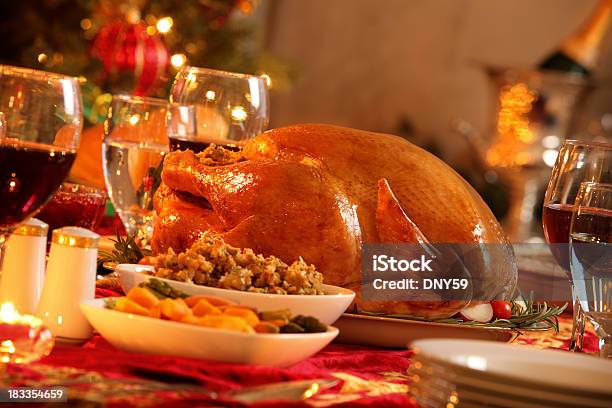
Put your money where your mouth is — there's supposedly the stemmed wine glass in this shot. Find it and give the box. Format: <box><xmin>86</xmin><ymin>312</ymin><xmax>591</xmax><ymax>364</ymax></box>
<box><xmin>169</xmin><ymin>66</ymin><xmax>269</xmax><ymax>152</ymax></box>
<box><xmin>543</xmin><ymin>140</ymin><xmax>612</xmax><ymax>351</ymax></box>
<box><xmin>0</xmin><ymin>65</ymin><xmax>82</xmax><ymax>263</ymax></box>
<box><xmin>102</xmin><ymin>95</ymin><xmax>194</xmax><ymax>241</ymax></box>
<box><xmin>569</xmin><ymin>182</ymin><xmax>612</xmax><ymax>358</ymax></box>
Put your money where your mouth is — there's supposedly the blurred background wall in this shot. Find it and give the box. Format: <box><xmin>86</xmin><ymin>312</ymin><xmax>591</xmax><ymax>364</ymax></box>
<box><xmin>263</xmin><ymin>0</ymin><xmax>610</xmax><ymax>162</ymax></box>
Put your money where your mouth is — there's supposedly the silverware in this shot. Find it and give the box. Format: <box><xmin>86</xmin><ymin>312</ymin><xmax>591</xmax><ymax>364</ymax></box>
<box><xmin>127</xmin><ymin>367</ymin><xmax>338</xmax><ymax>403</ymax></box>
<box><xmin>228</xmin><ymin>378</ymin><xmax>338</xmax><ymax>403</ymax></box>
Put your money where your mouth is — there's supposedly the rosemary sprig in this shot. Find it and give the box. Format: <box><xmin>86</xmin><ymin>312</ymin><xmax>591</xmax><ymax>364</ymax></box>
<box><xmin>98</xmin><ymin>231</ymin><xmax>151</xmax><ymax>268</ymax></box>
<box><xmin>358</xmin><ymin>299</ymin><xmax>567</xmax><ymax>332</ymax></box>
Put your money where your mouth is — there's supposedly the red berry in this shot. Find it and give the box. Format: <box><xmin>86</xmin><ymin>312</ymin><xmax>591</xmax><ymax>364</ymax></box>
<box><xmin>491</xmin><ymin>301</ymin><xmax>512</xmax><ymax>320</ymax></box>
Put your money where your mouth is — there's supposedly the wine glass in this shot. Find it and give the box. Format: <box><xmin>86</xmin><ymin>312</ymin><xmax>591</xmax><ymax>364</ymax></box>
<box><xmin>569</xmin><ymin>182</ymin><xmax>612</xmax><ymax>358</ymax></box>
<box><xmin>169</xmin><ymin>66</ymin><xmax>269</xmax><ymax>152</ymax></box>
<box><xmin>543</xmin><ymin>139</ymin><xmax>612</xmax><ymax>351</ymax></box>
<box><xmin>0</xmin><ymin>65</ymin><xmax>82</xmax><ymax>262</ymax></box>
<box><xmin>102</xmin><ymin>95</ymin><xmax>172</xmax><ymax>241</ymax></box>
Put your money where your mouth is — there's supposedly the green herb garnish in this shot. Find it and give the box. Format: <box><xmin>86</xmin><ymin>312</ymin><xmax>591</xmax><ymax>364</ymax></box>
<box><xmin>138</xmin><ymin>278</ymin><xmax>188</xmax><ymax>299</ymax></box>
<box><xmin>98</xmin><ymin>231</ymin><xmax>151</xmax><ymax>268</ymax></box>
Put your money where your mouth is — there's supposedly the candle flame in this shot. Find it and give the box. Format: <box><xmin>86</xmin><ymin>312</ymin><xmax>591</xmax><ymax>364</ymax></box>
<box><xmin>0</xmin><ymin>302</ymin><xmax>19</xmax><ymax>323</ymax></box>
<box><xmin>0</xmin><ymin>302</ymin><xmax>44</xmax><ymax>327</ymax></box>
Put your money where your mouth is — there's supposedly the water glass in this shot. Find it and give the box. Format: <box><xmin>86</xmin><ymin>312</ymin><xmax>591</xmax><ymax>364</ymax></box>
<box><xmin>170</xmin><ymin>66</ymin><xmax>269</xmax><ymax>152</ymax></box>
<box><xmin>570</xmin><ymin>182</ymin><xmax>612</xmax><ymax>358</ymax></box>
<box><xmin>102</xmin><ymin>95</ymin><xmax>170</xmax><ymax>240</ymax></box>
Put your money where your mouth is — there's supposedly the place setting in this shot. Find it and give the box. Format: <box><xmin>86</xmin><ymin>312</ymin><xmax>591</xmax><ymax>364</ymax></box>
<box><xmin>0</xmin><ymin>1</ymin><xmax>611</xmax><ymax>406</ymax></box>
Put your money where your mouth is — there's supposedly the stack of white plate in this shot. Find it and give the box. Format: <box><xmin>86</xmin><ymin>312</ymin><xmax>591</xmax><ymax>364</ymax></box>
<box><xmin>408</xmin><ymin>339</ymin><xmax>612</xmax><ymax>408</ymax></box>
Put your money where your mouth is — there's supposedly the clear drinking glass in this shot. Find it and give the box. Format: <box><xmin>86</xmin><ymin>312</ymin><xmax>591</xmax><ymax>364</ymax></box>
<box><xmin>102</xmin><ymin>95</ymin><xmax>171</xmax><ymax>240</ymax></box>
<box><xmin>169</xmin><ymin>66</ymin><xmax>269</xmax><ymax>152</ymax></box>
<box><xmin>570</xmin><ymin>182</ymin><xmax>612</xmax><ymax>359</ymax></box>
<box><xmin>542</xmin><ymin>140</ymin><xmax>612</xmax><ymax>351</ymax></box>
<box><xmin>0</xmin><ymin>65</ymin><xmax>82</xmax><ymax>265</ymax></box>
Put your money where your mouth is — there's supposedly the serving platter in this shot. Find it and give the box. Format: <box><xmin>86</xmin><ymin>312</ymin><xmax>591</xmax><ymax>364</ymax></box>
<box><xmin>81</xmin><ymin>298</ymin><xmax>339</xmax><ymax>367</ymax></box>
<box><xmin>333</xmin><ymin>313</ymin><xmax>548</xmax><ymax>348</ymax></box>
<box><xmin>117</xmin><ymin>264</ymin><xmax>355</xmax><ymax>325</ymax></box>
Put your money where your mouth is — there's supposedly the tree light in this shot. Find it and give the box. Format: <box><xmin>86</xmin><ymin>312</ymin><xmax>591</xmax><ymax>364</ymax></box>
<box><xmin>171</xmin><ymin>53</ymin><xmax>187</xmax><ymax>68</ymax></box>
<box><xmin>157</xmin><ymin>17</ymin><xmax>174</xmax><ymax>34</ymax></box>
<box><xmin>80</xmin><ymin>18</ymin><xmax>92</xmax><ymax>30</ymax></box>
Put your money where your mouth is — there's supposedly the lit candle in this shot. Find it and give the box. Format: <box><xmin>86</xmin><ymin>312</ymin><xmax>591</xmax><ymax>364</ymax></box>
<box><xmin>0</xmin><ymin>302</ymin><xmax>54</xmax><ymax>365</ymax></box>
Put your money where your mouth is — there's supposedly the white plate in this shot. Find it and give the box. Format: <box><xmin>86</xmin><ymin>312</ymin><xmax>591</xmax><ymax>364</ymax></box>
<box><xmin>409</xmin><ymin>353</ymin><xmax>610</xmax><ymax>408</ymax></box>
<box><xmin>410</xmin><ymin>339</ymin><xmax>612</xmax><ymax>399</ymax></box>
<box><xmin>333</xmin><ymin>313</ymin><xmax>526</xmax><ymax>348</ymax></box>
<box><xmin>81</xmin><ymin>298</ymin><xmax>338</xmax><ymax>367</ymax></box>
<box><xmin>117</xmin><ymin>264</ymin><xmax>355</xmax><ymax>325</ymax></box>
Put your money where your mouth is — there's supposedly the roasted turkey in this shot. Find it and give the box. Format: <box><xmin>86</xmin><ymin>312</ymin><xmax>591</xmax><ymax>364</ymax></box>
<box><xmin>152</xmin><ymin>124</ymin><xmax>517</xmax><ymax>318</ymax></box>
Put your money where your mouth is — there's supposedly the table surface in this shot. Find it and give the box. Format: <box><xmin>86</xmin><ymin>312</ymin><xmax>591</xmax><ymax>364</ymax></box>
<box><xmin>3</xmin><ymin>289</ymin><xmax>600</xmax><ymax>408</ymax></box>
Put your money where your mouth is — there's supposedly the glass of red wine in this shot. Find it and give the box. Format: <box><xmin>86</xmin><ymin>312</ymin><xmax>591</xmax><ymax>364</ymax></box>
<box><xmin>169</xmin><ymin>66</ymin><xmax>269</xmax><ymax>152</ymax></box>
<box><xmin>543</xmin><ymin>140</ymin><xmax>612</xmax><ymax>351</ymax></box>
<box><xmin>0</xmin><ymin>65</ymin><xmax>81</xmax><ymax>263</ymax></box>
<box><xmin>569</xmin><ymin>182</ymin><xmax>612</xmax><ymax>359</ymax></box>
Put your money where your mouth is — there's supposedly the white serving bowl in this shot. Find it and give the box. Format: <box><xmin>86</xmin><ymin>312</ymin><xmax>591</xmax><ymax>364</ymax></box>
<box><xmin>81</xmin><ymin>298</ymin><xmax>338</xmax><ymax>367</ymax></box>
<box><xmin>117</xmin><ymin>264</ymin><xmax>355</xmax><ymax>325</ymax></box>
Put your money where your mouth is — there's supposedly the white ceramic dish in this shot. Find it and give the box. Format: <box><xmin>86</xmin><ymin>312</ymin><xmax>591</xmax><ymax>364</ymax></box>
<box><xmin>117</xmin><ymin>263</ymin><xmax>355</xmax><ymax>325</ymax></box>
<box><xmin>81</xmin><ymin>298</ymin><xmax>338</xmax><ymax>367</ymax></box>
<box><xmin>410</xmin><ymin>353</ymin><xmax>610</xmax><ymax>408</ymax></box>
<box><xmin>410</xmin><ymin>339</ymin><xmax>612</xmax><ymax>399</ymax></box>
<box><xmin>333</xmin><ymin>313</ymin><xmax>532</xmax><ymax>347</ymax></box>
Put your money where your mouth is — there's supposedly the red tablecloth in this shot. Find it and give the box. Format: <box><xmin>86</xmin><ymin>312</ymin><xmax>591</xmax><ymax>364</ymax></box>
<box><xmin>3</xmin><ymin>288</ymin><xmax>600</xmax><ymax>407</ymax></box>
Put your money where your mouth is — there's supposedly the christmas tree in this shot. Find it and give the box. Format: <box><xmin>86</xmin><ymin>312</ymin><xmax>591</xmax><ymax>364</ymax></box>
<box><xmin>0</xmin><ymin>0</ymin><xmax>292</xmax><ymax>125</ymax></box>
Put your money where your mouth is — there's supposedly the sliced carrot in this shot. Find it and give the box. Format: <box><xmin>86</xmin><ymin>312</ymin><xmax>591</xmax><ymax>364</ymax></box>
<box><xmin>115</xmin><ymin>297</ymin><xmax>149</xmax><ymax>316</ymax></box>
<box><xmin>223</xmin><ymin>307</ymin><xmax>260</xmax><ymax>327</ymax></box>
<box><xmin>198</xmin><ymin>314</ymin><xmax>253</xmax><ymax>333</ymax></box>
<box><xmin>180</xmin><ymin>313</ymin><xmax>198</xmax><ymax>325</ymax></box>
<box><xmin>127</xmin><ymin>287</ymin><xmax>159</xmax><ymax>309</ymax></box>
<box><xmin>159</xmin><ymin>298</ymin><xmax>191</xmax><ymax>321</ymax></box>
<box><xmin>148</xmin><ymin>304</ymin><xmax>162</xmax><ymax>318</ymax></box>
<box><xmin>192</xmin><ymin>299</ymin><xmax>222</xmax><ymax>317</ymax></box>
<box><xmin>184</xmin><ymin>295</ymin><xmax>237</xmax><ymax>308</ymax></box>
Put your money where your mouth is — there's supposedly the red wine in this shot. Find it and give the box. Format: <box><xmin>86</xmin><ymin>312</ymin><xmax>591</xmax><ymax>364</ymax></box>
<box><xmin>0</xmin><ymin>141</ymin><xmax>76</xmax><ymax>230</ymax></box>
<box><xmin>571</xmin><ymin>207</ymin><xmax>612</xmax><ymax>244</ymax></box>
<box><xmin>168</xmin><ymin>136</ymin><xmax>241</xmax><ymax>153</ymax></box>
<box><xmin>542</xmin><ymin>202</ymin><xmax>573</xmax><ymax>270</ymax></box>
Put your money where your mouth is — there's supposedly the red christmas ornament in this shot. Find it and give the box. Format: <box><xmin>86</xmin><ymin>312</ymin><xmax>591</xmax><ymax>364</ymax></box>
<box><xmin>91</xmin><ymin>21</ymin><xmax>169</xmax><ymax>96</ymax></box>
